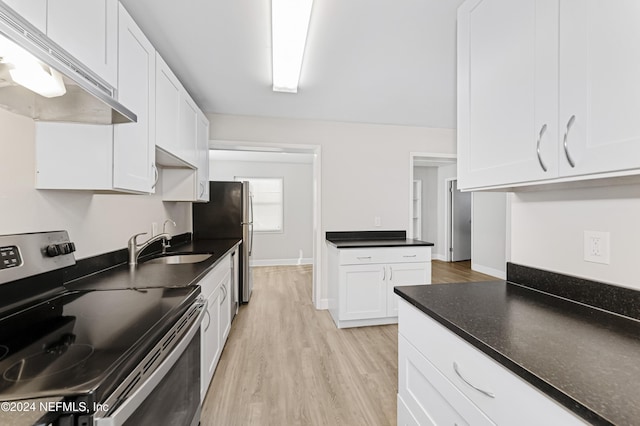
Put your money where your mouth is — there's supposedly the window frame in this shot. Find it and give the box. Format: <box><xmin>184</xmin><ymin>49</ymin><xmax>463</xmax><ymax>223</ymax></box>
<box><xmin>235</xmin><ymin>176</ymin><xmax>284</xmax><ymax>234</ymax></box>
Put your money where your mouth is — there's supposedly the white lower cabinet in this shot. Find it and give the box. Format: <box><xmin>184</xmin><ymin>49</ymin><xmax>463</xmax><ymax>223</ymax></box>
<box><xmin>200</xmin><ymin>252</ymin><xmax>234</xmax><ymax>401</ymax></box>
<box><xmin>398</xmin><ymin>299</ymin><xmax>587</xmax><ymax>426</ymax></box>
<box><xmin>201</xmin><ymin>279</ymin><xmax>221</xmax><ymax>400</ymax></box>
<box><xmin>328</xmin><ymin>245</ymin><xmax>431</xmax><ymax>328</ymax></box>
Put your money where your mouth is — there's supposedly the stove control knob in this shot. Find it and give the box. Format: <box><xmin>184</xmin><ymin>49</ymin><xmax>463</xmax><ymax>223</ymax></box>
<box><xmin>45</xmin><ymin>242</ymin><xmax>76</xmax><ymax>257</ymax></box>
<box><xmin>46</xmin><ymin>244</ymin><xmax>60</xmax><ymax>257</ymax></box>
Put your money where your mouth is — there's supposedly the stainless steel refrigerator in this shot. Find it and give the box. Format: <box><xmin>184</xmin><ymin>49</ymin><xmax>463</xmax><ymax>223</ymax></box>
<box><xmin>193</xmin><ymin>181</ymin><xmax>254</xmax><ymax>303</ymax></box>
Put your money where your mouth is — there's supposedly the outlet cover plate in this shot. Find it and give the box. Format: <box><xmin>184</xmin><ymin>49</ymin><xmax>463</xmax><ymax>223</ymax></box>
<box><xmin>584</xmin><ymin>231</ymin><xmax>610</xmax><ymax>264</ymax></box>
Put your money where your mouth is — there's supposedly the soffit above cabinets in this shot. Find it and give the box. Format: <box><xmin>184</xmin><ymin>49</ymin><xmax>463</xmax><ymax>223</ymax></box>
<box><xmin>119</xmin><ymin>0</ymin><xmax>464</xmax><ymax>129</ymax></box>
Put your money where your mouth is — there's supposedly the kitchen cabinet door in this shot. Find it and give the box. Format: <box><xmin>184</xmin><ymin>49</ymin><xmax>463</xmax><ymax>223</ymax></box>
<box><xmin>113</xmin><ymin>4</ymin><xmax>156</xmax><ymax>193</ymax></box>
<box><xmin>219</xmin><ymin>271</ymin><xmax>232</xmax><ymax>344</ymax></box>
<box><xmin>386</xmin><ymin>262</ymin><xmax>430</xmax><ymax>317</ymax></box>
<box><xmin>155</xmin><ymin>53</ymin><xmax>184</xmax><ymax>164</ymax></box>
<box><xmin>339</xmin><ymin>264</ymin><xmax>387</xmax><ymax>321</ymax></box>
<box><xmin>202</xmin><ymin>286</ymin><xmax>221</xmax><ymax>401</ymax></box>
<box><xmin>179</xmin><ymin>91</ymin><xmax>198</xmax><ymax>167</ymax></box>
<box><xmin>398</xmin><ymin>335</ymin><xmax>496</xmax><ymax>426</ymax></box>
<box><xmin>457</xmin><ymin>0</ymin><xmax>559</xmax><ymax>190</ymax></box>
<box><xmin>196</xmin><ymin>111</ymin><xmax>210</xmax><ymax>202</ymax></box>
<box><xmin>558</xmin><ymin>0</ymin><xmax>640</xmax><ymax>177</ymax></box>
<box><xmin>2</xmin><ymin>0</ymin><xmax>46</xmax><ymax>33</ymax></box>
<box><xmin>46</xmin><ymin>0</ymin><xmax>118</xmax><ymax>88</ymax></box>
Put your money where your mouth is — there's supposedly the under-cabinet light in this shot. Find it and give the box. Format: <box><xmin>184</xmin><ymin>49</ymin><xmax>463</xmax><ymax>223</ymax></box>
<box><xmin>0</xmin><ymin>36</ymin><xmax>66</xmax><ymax>98</ymax></box>
<box><xmin>271</xmin><ymin>0</ymin><xmax>313</xmax><ymax>93</ymax></box>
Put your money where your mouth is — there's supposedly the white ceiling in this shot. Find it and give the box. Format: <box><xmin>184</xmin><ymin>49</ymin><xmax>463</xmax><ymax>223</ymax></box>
<box><xmin>119</xmin><ymin>0</ymin><xmax>463</xmax><ymax>129</ymax></box>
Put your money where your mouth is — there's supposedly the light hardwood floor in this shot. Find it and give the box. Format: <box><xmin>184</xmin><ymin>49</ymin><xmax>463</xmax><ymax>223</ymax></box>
<box><xmin>201</xmin><ymin>262</ymin><xmax>497</xmax><ymax>426</ymax></box>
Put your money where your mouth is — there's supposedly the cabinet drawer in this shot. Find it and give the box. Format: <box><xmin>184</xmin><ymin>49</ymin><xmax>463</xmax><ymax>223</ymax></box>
<box><xmin>399</xmin><ymin>335</ymin><xmax>495</xmax><ymax>426</ymax></box>
<box><xmin>199</xmin><ymin>254</ymin><xmax>231</xmax><ymax>298</ymax></box>
<box><xmin>338</xmin><ymin>247</ymin><xmax>430</xmax><ymax>265</ymax></box>
<box><xmin>398</xmin><ymin>300</ymin><xmax>585</xmax><ymax>426</ymax></box>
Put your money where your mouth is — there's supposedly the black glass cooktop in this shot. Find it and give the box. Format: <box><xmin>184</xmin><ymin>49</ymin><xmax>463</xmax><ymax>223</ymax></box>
<box><xmin>0</xmin><ymin>286</ymin><xmax>198</xmax><ymax>403</ymax></box>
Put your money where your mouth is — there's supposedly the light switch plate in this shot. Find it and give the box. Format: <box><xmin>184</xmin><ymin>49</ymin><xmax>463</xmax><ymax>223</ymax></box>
<box><xmin>584</xmin><ymin>231</ymin><xmax>610</xmax><ymax>264</ymax></box>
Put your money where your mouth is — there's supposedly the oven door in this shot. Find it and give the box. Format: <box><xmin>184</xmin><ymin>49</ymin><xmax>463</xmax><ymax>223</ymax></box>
<box><xmin>95</xmin><ymin>304</ymin><xmax>205</xmax><ymax>426</ymax></box>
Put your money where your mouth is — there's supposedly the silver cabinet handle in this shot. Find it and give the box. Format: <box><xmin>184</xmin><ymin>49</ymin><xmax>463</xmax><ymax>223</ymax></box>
<box><xmin>382</xmin><ymin>266</ymin><xmax>386</xmax><ymax>281</ymax></box>
<box><xmin>203</xmin><ymin>301</ymin><xmax>212</xmax><ymax>332</ymax></box>
<box><xmin>389</xmin><ymin>266</ymin><xmax>393</xmax><ymax>281</ymax></box>
<box><xmin>151</xmin><ymin>163</ymin><xmax>159</xmax><ymax>189</ymax></box>
<box><xmin>357</xmin><ymin>256</ymin><xmax>372</xmax><ymax>260</ymax></box>
<box><xmin>563</xmin><ymin>115</ymin><xmax>576</xmax><ymax>168</ymax></box>
<box><xmin>536</xmin><ymin>123</ymin><xmax>548</xmax><ymax>172</ymax></box>
<box><xmin>453</xmin><ymin>362</ymin><xmax>495</xmax><ymax>398</ymax></box>
<box><xmin>199</xmin><ymin>182</ymin><xmax>205</xmax><ymax>197</ymax></box>
<box><xmin>220</xmin><ymin>284</ymin><xmax>227</xmax><ymax>305</ymax></box>
<box><xmin>403</xmin><ymin>254</ymin><xmax>417</xmax><ymax>258</ymax></box>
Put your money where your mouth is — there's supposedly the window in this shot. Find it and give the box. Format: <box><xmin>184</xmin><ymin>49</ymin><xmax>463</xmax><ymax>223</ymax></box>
<box><xmin>235</xmin><ymin>177</ymin><xmax>283</xmax><ymax>232</ymax></box>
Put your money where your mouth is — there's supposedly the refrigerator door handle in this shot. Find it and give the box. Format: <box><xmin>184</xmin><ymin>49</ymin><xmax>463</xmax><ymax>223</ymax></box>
<box><xmin>249</xmin><ymin>195</ymin><xmax>254</xmax><ymax>255</ymax></box>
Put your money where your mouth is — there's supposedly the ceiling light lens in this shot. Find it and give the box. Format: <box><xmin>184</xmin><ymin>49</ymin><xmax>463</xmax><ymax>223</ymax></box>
<box><xmin>272</xmin><ymin>0</ymin><xmax>313</xmax><ymax>93</ymax></box>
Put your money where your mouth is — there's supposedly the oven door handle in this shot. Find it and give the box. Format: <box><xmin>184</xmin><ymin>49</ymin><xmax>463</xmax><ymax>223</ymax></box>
<box><xmin>94</xmin><ymin>303</ymin><xmax>205</xmax><ymax>426</ymax></box>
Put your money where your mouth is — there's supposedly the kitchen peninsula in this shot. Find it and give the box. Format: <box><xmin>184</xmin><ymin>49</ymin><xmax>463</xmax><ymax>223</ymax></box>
<box><xmin>326</xmin><ymin>231</ymin><xmax>434</xmax><ymax>328</ymax></box>
<box><xmin>395</xmin><ymin>263</ymin><xmax>640</xmax><ymax>426</ymax></box>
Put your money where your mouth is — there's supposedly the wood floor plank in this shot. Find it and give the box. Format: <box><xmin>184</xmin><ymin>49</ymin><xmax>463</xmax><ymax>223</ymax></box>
<box><xmin>201</xmin><ymin>262</ymin><xmax>498</xmax><ymax>425</ymax></box>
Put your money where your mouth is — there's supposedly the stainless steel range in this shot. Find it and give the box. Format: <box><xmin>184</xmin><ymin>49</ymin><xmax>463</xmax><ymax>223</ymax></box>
<box><xmin>0</xmin><ymin>231</ymin><xmax>205</xmax><ymax>426</ymax></box>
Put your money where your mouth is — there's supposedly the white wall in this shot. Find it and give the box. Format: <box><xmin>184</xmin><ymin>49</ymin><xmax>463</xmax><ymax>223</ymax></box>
<box><xmin>472</xmin><ymin>192</ymin><xmax>507</xmax><ymax>278</ymax></box>
<box><xmin>209</xmin><ymin>158</ymin><xmax>313</xmax><ymax>265</ymax></box>
<box><xmin>208</xmin><ymin>113</ymin><xmax>457</xmax><ymax>305</ymax></box>
<box><xmin>511</xmin><ymin>184</ymin><xmax>640</xmax><ymax>290</ymax></box>
<box><xmin>0</xmin><ymin>109</ymin><xmax>190</xmax><ymax>259</ymax></box>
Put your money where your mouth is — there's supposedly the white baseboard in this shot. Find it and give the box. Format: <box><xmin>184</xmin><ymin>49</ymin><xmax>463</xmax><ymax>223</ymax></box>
<box><xmin>251</xmin><ymin>258</ymin><xmax>313</xmax><ymax>267</ymax></box>
<box><xmin>316</xmin><ymin>298</ymin><xmax>329</xmax><ymax>310</ymax></box>
<box><xmin>471</xmin><ymin>263</ymin><xmax>506</xmax><ymax>280</ymax></box>
<box><xmin>432</xmin><ymin>253</ymin><xmax>446</xmax><ymax>261</ymax></box>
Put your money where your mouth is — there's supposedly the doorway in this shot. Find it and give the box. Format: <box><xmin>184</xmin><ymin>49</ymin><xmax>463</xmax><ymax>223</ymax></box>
<box><xmin>446</xmin><ymin>179</ymin><xmax>471</xmax><ymax>262</ymax></box>
<box><xmin>209</xmin><ymin>140</ymin><xmax>323</xmax><ymax>309</ymax></box>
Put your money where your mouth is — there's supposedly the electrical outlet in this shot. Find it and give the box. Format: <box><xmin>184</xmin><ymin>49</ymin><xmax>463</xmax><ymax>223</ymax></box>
<box><xmin>584</xmin><ymin>231</ymin><xmax>610</xmax><ymax>264</ymax></box>
<box><xmin>151</xmin><ymin>222</ymin><xmax>158</xmax><ymax>237</ymax></box>
<box><xmin>374</xmin><ymin>216</ymin><xmax>381</xmax><ymax>227</ymax></box>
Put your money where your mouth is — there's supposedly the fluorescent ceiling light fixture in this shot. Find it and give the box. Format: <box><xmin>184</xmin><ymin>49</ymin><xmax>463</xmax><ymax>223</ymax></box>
<box><xmin>0</xmin><ymin>36</ymin><xmax>66</xmax><ymax>98</ymax></box>
<box><xmin>271</xmin><ymin>0</ymin><xmax>313</xmax><ymax>93</ymax></box>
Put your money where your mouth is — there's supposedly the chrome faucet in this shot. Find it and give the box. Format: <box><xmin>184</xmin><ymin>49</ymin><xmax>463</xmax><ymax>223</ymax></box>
<box><xmin>128</xmin><ymin>232</ymin><xmax>171</xmax><ymax>265</ymax></box>
<box><xmin>161</xmin><ymin>219</ymin><xmax>177</xmax><ymax>253</ymax></box>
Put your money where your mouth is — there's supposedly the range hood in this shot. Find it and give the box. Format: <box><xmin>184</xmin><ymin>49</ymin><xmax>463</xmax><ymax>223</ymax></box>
<box><xmin>0</xmin><ymin>3</ymin><xmax>136</xmax><ymax>124</ymax></box>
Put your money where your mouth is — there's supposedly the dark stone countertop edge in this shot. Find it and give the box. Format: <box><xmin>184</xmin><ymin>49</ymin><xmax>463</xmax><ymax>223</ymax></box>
<box><xmin>325</xmin><ymin>230</ymin><xmax>434</xmax><ymax>248</ymax></box>
<box><xmin>326</xmin><ymin>230</ymin><xmax>406</xmax><ymax>241</ymax></box>
<box><xmin>394</xmin><ymin>286</ymin><xmax>611</xmax><ymax>426</ymax></box>
<box><xmin>326</xmin><ymin>239</ymin><xmax>434</xmax><ymax>248</ymax></box>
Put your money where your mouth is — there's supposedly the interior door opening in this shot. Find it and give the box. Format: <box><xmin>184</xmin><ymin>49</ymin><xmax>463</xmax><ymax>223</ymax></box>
<box><xmin>447</xmin><ymin>179</ymin><xmax>471</xmax><ymax>262</ymax></box>
<box><xmin>209</xmin><ymin>141</ymin><xmax>322</xmax><ymax>308</ymax></box>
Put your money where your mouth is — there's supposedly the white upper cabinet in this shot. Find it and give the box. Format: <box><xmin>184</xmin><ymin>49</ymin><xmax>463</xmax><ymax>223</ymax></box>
<box><xmin>113</xmin><ymin>4</ymin><xmax>156</xmax><ymax>193</ymax></box>
<box><xmin>155</xmin><ymin>53</ymin><xmax>185</xmax><ymax>165</ymax></box>
<box><xmin>2</xmin><ymin>0</ymin><xmax>47</xmax><ymax>33</ymax></box>
<box><xmin>458</xmin><ymin>0</ymin><xmax>640</xmax><ymax>190</ymax></box>
<box><xmin>46</xmin><ymin>0</ymin><xmax>118</xmax><ymax>88</ymax></box>
<box><xmin>35</xmin><ymin>4</ymin><xmax>156</xmax><ymax>194</ymax></box>
<box><xmin>155</xmin><ymin>53</ymin><xmax>199</xmax><ymax>169</ymax></box>
<box><xmin>457</xmin><ymin>0</ymin><xmax>559</xmax><ymax>189</ymax></box>
<box><xmin>179</xmin><ymin>91</ymin><xmax>198</xmax><ymax>167</ymax></box>
<box><xmin>196</xmin><ymin>111</ymin><xmax>211</xmax><ymax>202</ymax></box>
<box><xmin>558</xmin><ymin>0</ymin><xmax>640</xmax><ymax>177</ymax></box>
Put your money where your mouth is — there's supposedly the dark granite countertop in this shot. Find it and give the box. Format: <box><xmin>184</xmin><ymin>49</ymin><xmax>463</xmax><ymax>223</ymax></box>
<box><xmin>326</xmin><ymin>230</ymin><xmax>434</xmax><ymax>248</ymax></box>
<box><xmin>395</xmin><ymin>278</ymin><xmax>640</xmax><ymax>426</ymax></box>
<box><xmin>65</xmin><ymin>238</ymin><xmax>241</xmax><ymax>292</ymax></box>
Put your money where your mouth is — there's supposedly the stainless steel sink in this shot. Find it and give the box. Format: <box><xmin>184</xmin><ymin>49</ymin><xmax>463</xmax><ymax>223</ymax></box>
<box><xmin>145</xmin><ymin>253</ymin><xmax>212</xmax><ymax>265</ymax></box>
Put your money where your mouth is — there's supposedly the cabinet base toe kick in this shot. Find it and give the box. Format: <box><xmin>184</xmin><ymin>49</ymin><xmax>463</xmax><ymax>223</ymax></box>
<box><xmin>331</xmin><ymin>315</ymin><xmax>398</xmax><ymax>329</ymax></box>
